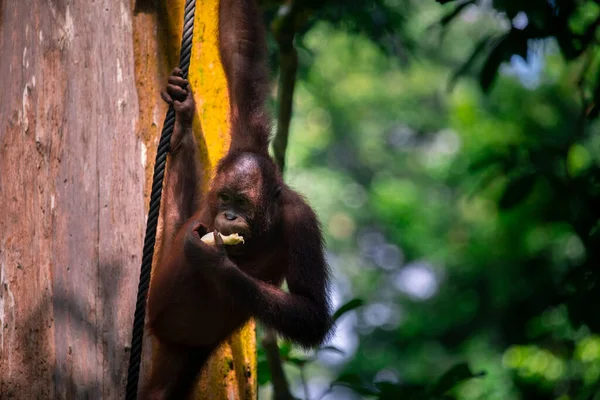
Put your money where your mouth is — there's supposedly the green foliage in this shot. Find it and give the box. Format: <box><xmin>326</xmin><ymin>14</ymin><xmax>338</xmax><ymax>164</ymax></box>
<box><xmin>332</xmin><ymin>298</ymin><xmax>365</xmax><ymax>322</ymax></box>
<box><xmin>430</xmin><ymin>363</ymin><xmax>485</xmax><ymax>397</ymax></box>
<box><xmin>331</xmin><ymin>362</ymin><xmax>483</xmax><ymax>399</ymax></box>
<box><xmin>437</xmin><ymin>0</ymin><xmax>600</xmax><ymax>102</ymax></box>
<box><xmin>498</xmin><ymin>171</ymin><xmax>537</xmax><ymax>210</ymax></box>
<box><xmin>257</xmin><ymin>0</ymin><xmax>600</xmax><ymax>399</ymax></box>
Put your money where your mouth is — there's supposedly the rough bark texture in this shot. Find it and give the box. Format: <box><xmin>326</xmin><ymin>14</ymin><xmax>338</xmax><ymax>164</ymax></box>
<box><xmin>0</xmin><ymin>0</ymin><xmax>256</xmax><ymax>398</ymax></box>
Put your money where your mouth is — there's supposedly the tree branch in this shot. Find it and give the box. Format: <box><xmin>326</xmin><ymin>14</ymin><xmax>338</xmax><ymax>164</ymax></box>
<box><xmin>271</xmin><ymin>1</ymin><xmax>303</xmax><ymax>172</ymax></box>
<box><xmin>272</xmin><ymin>45</ymin><xmax>298</xmax><ymax>172</ymax></box>
<box><xmin>263</xmin><ymin>3</ymin><xmax>306</xmax><ymax>399</ymax></box>
<box><xmin>262</xmin><ymin>329</ymin><xmax>297</xmax><ymax>400</ymax></box>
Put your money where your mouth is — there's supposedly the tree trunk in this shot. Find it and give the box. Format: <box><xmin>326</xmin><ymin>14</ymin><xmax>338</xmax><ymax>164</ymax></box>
<box><xmin>0</xmin><ymin>0</ymin><xmax>256</xmax><ymax>398</ymax></box>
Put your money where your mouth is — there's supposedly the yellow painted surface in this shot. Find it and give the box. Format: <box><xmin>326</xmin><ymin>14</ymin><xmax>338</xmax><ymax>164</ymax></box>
<box><xmin>133</xmin><ymin>0</ymin><xmax>257</xmax><ymax>398</ymax></box>
<box><xmin>189</xmin><ymin>0</ymin><xmax>232</xmax><ymax>172</ymax></box>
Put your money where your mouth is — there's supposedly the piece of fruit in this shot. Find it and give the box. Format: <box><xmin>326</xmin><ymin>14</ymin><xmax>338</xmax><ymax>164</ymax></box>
<box><xmin>200</xmin><ymin>231</ymin><xmax>245</xmax><ymax>246</ymax></box>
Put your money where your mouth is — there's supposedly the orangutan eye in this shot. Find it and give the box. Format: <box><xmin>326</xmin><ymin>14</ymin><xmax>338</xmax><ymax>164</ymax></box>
<box><xmin>219</xmin><ymin>193</ymin><xmax>230</xmax><ymax>202</ymax></box>
<box><xmin>237</xmin><ymin>197</ymin><xmax>248</xmax><ymax>206</ymax></box>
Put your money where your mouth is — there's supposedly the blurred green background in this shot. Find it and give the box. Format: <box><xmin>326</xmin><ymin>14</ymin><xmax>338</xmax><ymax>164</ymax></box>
<box><xmin>257</xmin><ymin>1</ymin><xmax>600</xmax><ymax>399</ymax></box>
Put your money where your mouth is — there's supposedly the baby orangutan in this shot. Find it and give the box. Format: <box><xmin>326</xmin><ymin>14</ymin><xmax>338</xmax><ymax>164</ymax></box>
<box><xmin>141</xmin><ymin>0</ymin><xmax>332</xmax><ymax>398</ymax></box>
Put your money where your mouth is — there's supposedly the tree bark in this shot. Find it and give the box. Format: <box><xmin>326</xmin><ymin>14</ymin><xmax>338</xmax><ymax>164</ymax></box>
<box><xmin>0</xmin><ymin>0</ymin><xmax>256</xmax><ymax>398</ymax></box>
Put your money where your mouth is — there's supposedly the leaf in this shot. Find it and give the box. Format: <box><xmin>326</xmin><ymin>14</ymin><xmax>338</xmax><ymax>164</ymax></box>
<box><xmin>467</xmin><ymin>149</ymin><xmax>510</xmax><ymax>173</ymax></box>
<box><xmin>332</xmin><ymin>298</ymin><xmax>365</xmax><ymax>322</ymax></box>
<box><xmin>479</xmin><ymin>33</ymin><xmax>510</xmax><ymax>92</ymax></box>
<box><xmin>430</xmin><ymin>363</ymin><xmax>485</xmax><ymax>396</ymax></box>
<box><xmin>466</xmin><ymin>168</ymin><xmax>502</xmax><ymax>201</ymax></box>
<box><xmin>477</xmin><ymin>28</ymin><xmax>531</xmax><ymax>92</ymax></box>
<box><xmin>318</xmin><ymin>345</ymin><xmax>346</xmax><ymax>355</ymax></box>
<box><xmin>498</xmin><ymin>172</ymin><xmax>537</xmax><ymax>210</ymax></box>
<box><xmin>278</xmin><ymin>341</ymin><xmax>293</xmax><ymax>359</ymax></box>
<box><xmin>448</xmin><ymin>35</ymin><xmax>494</xmax><ymax>92</ymax></box>
<box><xmin>257</xmin><ymin>357</ymin><xmax>272</xmax><ymax>386</ymax></box>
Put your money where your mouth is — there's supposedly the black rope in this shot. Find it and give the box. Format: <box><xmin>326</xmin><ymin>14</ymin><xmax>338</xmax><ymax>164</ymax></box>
<box><xmin>125</xmin><ymin>1</ymin><xmax>197</xmax><ymax>398</ymax></box>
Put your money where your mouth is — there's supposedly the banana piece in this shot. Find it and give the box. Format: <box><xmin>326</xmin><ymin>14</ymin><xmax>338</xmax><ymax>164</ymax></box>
<box><xmin>200</xmin><ymin>231</ymin><xmax>245</xmax><ymax>246</ymax></box>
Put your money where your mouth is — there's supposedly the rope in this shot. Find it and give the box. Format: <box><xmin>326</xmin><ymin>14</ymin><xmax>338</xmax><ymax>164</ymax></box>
<box><xmin>125</xmin><ymin>1</ymin><xmax>197</xmax><ymax>398</ymax></box>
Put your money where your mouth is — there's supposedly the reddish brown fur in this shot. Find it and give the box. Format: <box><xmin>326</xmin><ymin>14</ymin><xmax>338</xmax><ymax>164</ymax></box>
<box><xmin>141</xmin><ymin>1</ymin><xmax>332</xmax><ymax>398</ymax></box>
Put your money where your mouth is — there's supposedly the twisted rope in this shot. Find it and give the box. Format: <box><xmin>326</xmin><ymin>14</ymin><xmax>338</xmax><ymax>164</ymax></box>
<box><xmin>125</xmin><ymin>1</ymin><xmax>197</xmax><ymax>398</ymax></box>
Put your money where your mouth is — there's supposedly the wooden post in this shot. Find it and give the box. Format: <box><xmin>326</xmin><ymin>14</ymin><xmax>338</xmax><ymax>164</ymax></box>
<box><xmin>0</xmin><ymin>1</ymin><xmax>145</xmax><ymax>397</ymax></box>
<box><xmin>0</xmin><ymin>0</ymin><xmax>256</xmax><ymax>398</ymax></box>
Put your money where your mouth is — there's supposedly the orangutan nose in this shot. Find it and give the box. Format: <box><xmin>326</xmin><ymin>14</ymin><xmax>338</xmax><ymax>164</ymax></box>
<box><xmin>225</xmin><ymin>211</ymin><xmax>237</xmax><ymax>221</ymax></box>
